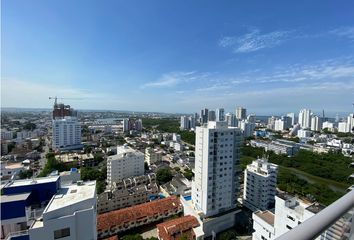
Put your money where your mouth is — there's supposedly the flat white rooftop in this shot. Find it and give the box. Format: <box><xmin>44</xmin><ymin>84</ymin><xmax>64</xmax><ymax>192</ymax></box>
<box><xmin>4</xmin><ymin>176</ymin><xmax>60</xmax><ymax>188</ymax></box>
<box><xmin>116</xmin><ymin>145</ymin><xmax>143</xmax><ymax>155</ymax></box>
<box><xmin>1</xmin><ymin>192</ymin><xmax>31</xmax><ymax>203</ymax></box>
<box><xmin>44</xmin><ymin>181</ymin><xmax>96</xmax><ymax>213</ymax></box>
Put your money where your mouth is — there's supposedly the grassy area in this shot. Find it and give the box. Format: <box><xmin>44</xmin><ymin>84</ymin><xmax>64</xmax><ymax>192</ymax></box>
<box><xmin>240</xmin><ymin>155</ymin><xmax>348</xmax><ymax>205</ymax></box>
<box><xmin>279</xmin><ymin>166</ymin><xmax>350</xmax><ymax>193</ymax></box>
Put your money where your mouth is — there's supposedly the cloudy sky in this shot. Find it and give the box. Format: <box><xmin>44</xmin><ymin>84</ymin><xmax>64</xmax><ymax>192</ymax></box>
<box><xmin>2</xmin><ymin>0</ymin><xmax>354</xmax><ymax>116</ymax></box>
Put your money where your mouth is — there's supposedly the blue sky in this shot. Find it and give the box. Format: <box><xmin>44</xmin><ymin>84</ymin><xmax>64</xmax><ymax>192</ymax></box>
<box><xmin>2</xmin><ymin>0</ymin><xmax>354</xmax><ymax>116</ymax></box>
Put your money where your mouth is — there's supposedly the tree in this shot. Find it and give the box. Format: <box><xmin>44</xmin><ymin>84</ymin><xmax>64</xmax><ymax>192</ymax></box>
<box><xmin>38</xmin><ymin>152</ymin><xmax>70</xmax><ymax>177</ymax></box>
<box><xmin>121</xmin><ymin>234</ymin><xmax>143</xmax><ymax>240</ymax></box>
<box><xmin>84</xmin><ymin>146</ymin><xmax>93</xmax><ymax>154</ymax></box>
<box><xmin>183</xmin><ymin>169</ymin><xmax>194</xmax><ymax>180</ymax></box>
<box><xmin>218</xmin><ymin>230</ymin><xmax>237</xmax><ymax>240</ymax></box>
<box><xmin>174</xmin><ymin>167</ymin><xmax>181</xmax><ymax>172</ymax></box>
<box><xmin>156</xmin><ymin>168</ymin><xmax>173</xmax><ymax>184</ymax></box>
<box><xmin>23</xmin><ymin>122</ymin><xmax>36</xmax><ymax>131</ymax></box>
<box><xmin>7</xmin><ymin>142</ymin><xmax>16</xmax><ymax>153</ymax></box>
<box><xmin>18</xmin><ymin>170</ymin><xmax>33</xmax><ymax>179</ymax></box>
<box><xmin>94</xmin><ymin>153</ymin><xmax>104</xmax><ymax>163</ymax></box>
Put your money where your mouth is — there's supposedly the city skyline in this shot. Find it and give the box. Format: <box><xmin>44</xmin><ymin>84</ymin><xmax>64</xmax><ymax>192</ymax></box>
<box><xmin>2</xmin><ymin>1</ymin><xmax>354</xmax><ymax>114</ymax></box>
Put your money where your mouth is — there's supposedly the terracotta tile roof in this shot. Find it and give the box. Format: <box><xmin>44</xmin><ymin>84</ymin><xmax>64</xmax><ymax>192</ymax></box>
<box><xmin>97</xmin><ymin>196</ymin><xmax>182</xmax><ymax>232</ymax></box>
<box><xmin>102</xmin><ymin>236</ymin><xmax>119</xmax><ymax>240</ymax></box>
<box><xmin>157</xmin><ymin>215</ymin><xmax>199</xmax><ymax>240</ymax></box>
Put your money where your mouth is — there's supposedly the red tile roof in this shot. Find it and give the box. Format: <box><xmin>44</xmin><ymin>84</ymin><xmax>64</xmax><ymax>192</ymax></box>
<box><xmin>102</xmin><ymin>236</ymin><xmax>119</xmax><ymax>240</ymax></box>
<box><xmin>157</xmin><ymin>215</ymin><xmax>199</xmax><ymax>240</ymax></box>
<box><xmin>97</xmin><ymin>196</ymin><xmax>182</xmax><ymax>233</ymax></box>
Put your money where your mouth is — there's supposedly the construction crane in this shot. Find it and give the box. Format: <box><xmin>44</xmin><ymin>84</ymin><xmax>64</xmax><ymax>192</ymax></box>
<box><xmin>49</xmin><ymin>96</ymin><xmax>83</xmax><ymax>106</ymax></box>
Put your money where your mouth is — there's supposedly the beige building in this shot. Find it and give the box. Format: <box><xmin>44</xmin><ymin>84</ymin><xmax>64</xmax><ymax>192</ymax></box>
<box><xmin>107</xmin><ymin>145</ymin><xmax>144</xmax><ymax>186</ymax></box>
<box><xmin>55</xmin><ymin>153</ymin><xmax>97</xmax><ymax>167</ymax></box>
<box><xmin>97</xmin><ymin>173</ymin><xmax>159</xmax><ymax>214</ymax></box>
<box><xmin>145</xmin><ymin>147</ymin><xmax>162</xmax><ymax>165</ymax></box>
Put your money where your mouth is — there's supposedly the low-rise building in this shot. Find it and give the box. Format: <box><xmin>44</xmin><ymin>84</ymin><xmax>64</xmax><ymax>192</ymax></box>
<box><xmin>1</xmin><ymin>176</ymin><xmax>97</xmax><ymax>240</ymax></box>
<box><xmin>56</xmin><ymin>153</ymin><xmax>98</xmax><ymax>168</ymax></box>
<box><xmin>59</xmin><ymin>168</ymin><xmax>81</xmax><ymax>185</ymax></box>
<box><xmin>252</xmin><ymin>192</ymin><xmax>340</xmax><ymax>240</ymax></box>
<box><xmin>157</xmin><ymin>215</ymin><xmax>200</xmax><ymax>240</ymax></box>
<box><xmin>97</xmin><ymin>196</ymin><xmax>183</xmax><ymax>239</ymax></box>
<box><xmin>1</xmin><ymin>130</ymin><xmax>14</xmax><ymax>140</ymax></box>
<box><xmin>297</xmin><ymin>129</ymin><xmax>312</xmax><ymax>138</ymax></box>
<box><xmin>145</xmin><ymin>147</ymin><xmax>162</xmax><ymax>165</ymax></box>
<box><xmin>29</xmin><ymin>181</ymin><xmax>97</xmax><ymax>240</ymax></box>
<box><xmin>0</xmin><ymin>161</ymin><xmax>26</xmax><ymax>181</ymax></box>
<box><xmin>97</xmin><ymin>173</ymin><xmax>159</xmax><ymax>214</ymax></box>
<box><xmin>107</xmin><ymin>145</ymin><xmax>144</xmax><ymax>186</ymax></box>
<box><xmin>250</xmin><ymin>140</ymin><xmax>299</xmax><ymax>156</ymax></box>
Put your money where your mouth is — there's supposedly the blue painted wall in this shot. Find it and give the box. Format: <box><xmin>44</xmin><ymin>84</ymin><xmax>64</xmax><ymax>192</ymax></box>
<box><xmin>3</xmin><ymin>179</ymin><xmax>60</xmax><ymax>206</ymax></box>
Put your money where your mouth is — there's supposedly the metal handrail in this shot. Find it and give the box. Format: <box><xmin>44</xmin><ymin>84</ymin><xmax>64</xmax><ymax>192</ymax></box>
<box><xmin>275</xmin><ymin>189</ymin><xmax>354</xmax><ymax>240</ymax></box>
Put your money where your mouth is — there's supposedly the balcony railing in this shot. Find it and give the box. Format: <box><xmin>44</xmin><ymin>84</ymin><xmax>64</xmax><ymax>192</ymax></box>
<box><xmin>275</xmin><ymin>189</ymin><xmax>354</xmax><ymax>240</ymax></box>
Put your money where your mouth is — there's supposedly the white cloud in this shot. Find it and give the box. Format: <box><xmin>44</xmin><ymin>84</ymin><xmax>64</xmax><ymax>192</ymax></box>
<box><xmin>140</xmin><ymin>71</ymin><xmax>212</xmax><ymax>89</ymax></box>
<box><xmin>141</xmin><ymin>71</ymin><xmax>198</xmax><ymax>88</ymax></box>
<box><xmin>255</xmin><ymin>59</ymin><xmax>354</xmax><ymax>84</ymax></box>
<box><xmin>329</xmin><ymin>27</ymin><xmax>354</xmax><ymax>41</ymax></box>
<box><xmin>219</xmin><ymin>29</ymin><xmax>292</xmax><ymax>53</ymax></box>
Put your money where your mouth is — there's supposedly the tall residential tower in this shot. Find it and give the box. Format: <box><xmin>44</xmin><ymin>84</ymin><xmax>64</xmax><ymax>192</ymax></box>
<box><xmin>192</xmin><ymin>121</ymin><xmax>242</xmax><ymax>217</ymax></box>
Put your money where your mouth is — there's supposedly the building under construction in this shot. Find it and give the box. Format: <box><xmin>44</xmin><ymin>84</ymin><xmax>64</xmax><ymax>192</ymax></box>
<box><xmin>52</xmin><ymin>98</ymin><xmax>77</xmax><ymax>119</ymax></box>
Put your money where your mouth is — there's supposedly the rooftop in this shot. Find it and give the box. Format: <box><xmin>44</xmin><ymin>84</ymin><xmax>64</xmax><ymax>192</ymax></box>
<box><xmin>306</xmin><ymin>203</ymin><xmax>326</xmax><ymax>214</ymax></box>
<box><xmin>254</xmin><ymin>210</ymin><xmax>275</xmax><ymax>226</ymax></box>
<box><xmin>56</xmin><ymin>153</ymin><xmax>94</xmax><ymax>163</ymax></box>
<box><xmin>4</xmin><ymin>162</ymin><xmax>24</xmax><ymax>169</ymax></box>
<box><xmin>157</xmin><ymin>215</ymin><xmax>199</xmax><ymax>240</ymax></box>
<box><xmin>44</xmin><ymin>181</ymin><xmax>96</xmax><ymax>213</ymax></box>
<box><xmin>1</xmin><ymin>192</ymin><xmax>31</xmax><ymax>203</ymax></box>
<box><xmin>97</xmin><ymin>196</ymin><xmax>182</xmax><ymax>232</ymax></box>
<box><xmin>4</xmin><ymin>176</ymin><xmax>60</xmax><ymax>188</ymax></box>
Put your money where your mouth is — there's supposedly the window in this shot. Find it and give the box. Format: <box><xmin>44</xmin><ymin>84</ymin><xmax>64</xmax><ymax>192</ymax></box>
<box><xmin>54</xmin><ymin>228</ymin><xmax>70</xmax><ymax>239</ymax></box>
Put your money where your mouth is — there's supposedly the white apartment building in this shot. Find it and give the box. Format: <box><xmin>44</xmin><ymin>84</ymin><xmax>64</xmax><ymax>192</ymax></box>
<box><xmin>311</xmin><ymin>115</ymin><xmax>322</xmax><ymax>132</ymax></box>
<box><xmin>52</xmin><ymin>117</ymin><xmax>81</xmax><ymax>150</ymax></box>
<box><xmin>274</xmin><ymin>119</ymin><xmax>285</xmax><ymax>131</ymax></box>
<box><xmin>240</xmin><ymin>120</ymin><xmax>256</xmax><ymax>138</ymax></box>
<box><xmin>236</xmin><ymin>107</ymin><xmax>247</xmax><ymax>120</ymax></box>
<box><xmin>338</xmin><ymin>122</ymin><xmax>351</xmax><ymax>133</ymax></box>
<box><xmin>297</xmin><ymin>129</ymin><xmax>312</xmax><ymax>138</ymax></box>
<box><xmin>192</xmin><ymin>121</ymin><xmax>242</xmax><ymax>217</ymax></box>
<box><xmin>216</xmin><ymin>108</ymin><xmax>225</xmax><ymax>122</ymax></box>
<box><xmin>298</xmin><ymin>109</ymin><xmax>312</xmax><ymax>129</ymax></box>
<box><xmin>225</xmin><ymin>113</ymin><xmax>237</xmax><ymax>127</ymax></box>
<box><xmin>243</xmin><ymin>158</ymin><xmax>278</xmax><ymax>211</ymax></box>
<box><xmin>29</xmin><ymin>181</ymin><xmax>97</xmax><ymax>240</ymax></box>
<box><xmin>107</xmin><ymin>145</ymin><xmax>144</xmax><ymax>186</ymax></box>
<box><xmin>322</xmin><ymin>121</ymin><xmax>335</xmax><ymax>131</ymax></box>
<box><xmin>253</xmin><ymin>193</ymin><xmax>326</xmax><ymax>240</ymax></box>
<box><xmin>145</xmin><ymin>147</ymin><xmax>162</xmax><ymax>165</ymax></box>
<box><xmin>173</xmin><ymin>133</ymin><xmax>181</xmax><ymax>142</ymax></box>
<box><xmin>1</xmin><ymin>130</ymin><xmax>14</xmax><ymax>140</ymax></box>
<box><xmin>347</xmin><ymin>114</ymin><xmax>354</xmax><ymax>132</ymax></box>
